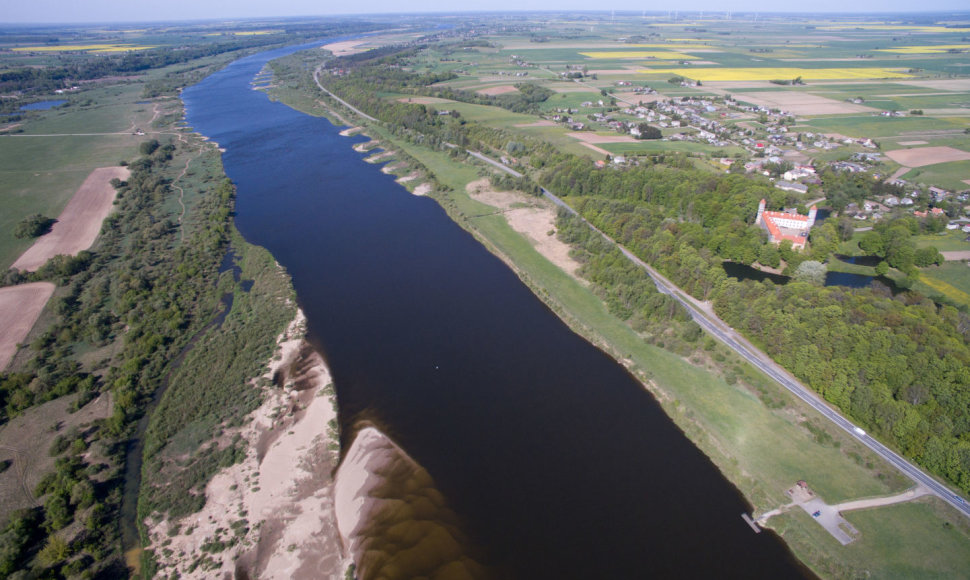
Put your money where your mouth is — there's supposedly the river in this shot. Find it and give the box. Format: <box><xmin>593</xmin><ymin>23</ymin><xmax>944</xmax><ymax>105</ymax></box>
<box><xmin>182</xmin><ymin>39</ymin><xmax>812</xmax><ymax>579</ymax></box>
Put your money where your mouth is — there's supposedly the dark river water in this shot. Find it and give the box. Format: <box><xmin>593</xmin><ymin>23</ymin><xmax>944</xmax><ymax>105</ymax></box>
<box><xmin>182</xmin><ymin>40</ymin><xmax>812</xmax><ymax>579</ymax></box>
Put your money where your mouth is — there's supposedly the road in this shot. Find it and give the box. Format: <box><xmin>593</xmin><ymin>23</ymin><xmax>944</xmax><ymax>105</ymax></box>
<box><xmin>471</xmin><ymin>148</ymin><xmax>970</xmax><ymax>520</ymax></box>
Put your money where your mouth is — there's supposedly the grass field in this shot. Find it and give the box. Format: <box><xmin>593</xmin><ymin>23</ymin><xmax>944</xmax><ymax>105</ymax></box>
<box><xmin>599</xmin><ymin>140</ymin><xmax>745</xmax><ymax>156</ymax></box>
<box><xmin>902</xmin><ymin>160</ymin><xmax>970</xmax><ymax>191</ymax></box>
<box><xmin>0</xmin><ymin>88</ymin><xmax>151</xmax><ymax>269</ymax></box>
<box><xmin>918</xmin><ymin>262</ymin><xmax>970</xmax><ymax>307</ymax></box>
<box><xmin>641</xmin><ymin>68</ymin><xmax>914</xmax><ymax>82</ymax></box>
<box><xmin>803</xmin><ymin>115</ymin><xmax>965</xmax><ymax>138</ymax></box>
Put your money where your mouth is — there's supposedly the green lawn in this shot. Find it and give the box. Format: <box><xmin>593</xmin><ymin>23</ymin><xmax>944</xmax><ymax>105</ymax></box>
<box><xmin>804</xmin><ymin>115</ymin><xmax>965</xmax><ymax>138</ymax></box>
<box><xmin>903</xmin><ymin>160</ymin><xmax>970</xmax><ymax>191</ymax></box>
<box><xmin>600</xmin><ymin>139</ymin><xmax>745</xmax><ymax>156</ymax></box>
<box><xmin>769</xmin><ymin>499</ymin><xmax>970</xmax><ymax>579</ymax></box>
<box><xmin>914</xmin><ymin>230</ymin><xmax>970</xmax><ymax>252</ymax></box>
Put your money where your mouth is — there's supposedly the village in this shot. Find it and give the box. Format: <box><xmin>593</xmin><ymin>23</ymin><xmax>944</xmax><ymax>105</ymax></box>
<box><xmin>537</xmin><ymin>75</ymin><xmax>970</xmax><ymax>240</ymax></box>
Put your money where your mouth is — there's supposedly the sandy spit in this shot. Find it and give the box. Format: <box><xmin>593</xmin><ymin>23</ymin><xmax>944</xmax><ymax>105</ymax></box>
<box><xmin>334</xmin><ymin>426</ymin><xmax>490</xmax><ymax>579</ymax></box>
<box><xmin>146</xmin><ymin>310</ymin><xmax>349</xmax><ymax>580</ymax></box>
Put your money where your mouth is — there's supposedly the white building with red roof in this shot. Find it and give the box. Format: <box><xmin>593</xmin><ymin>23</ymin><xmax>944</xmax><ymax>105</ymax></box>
<box><xmin>755</xmin><ymin>199</ymin><xmax>817</xmax><ymax>250</ymax></box>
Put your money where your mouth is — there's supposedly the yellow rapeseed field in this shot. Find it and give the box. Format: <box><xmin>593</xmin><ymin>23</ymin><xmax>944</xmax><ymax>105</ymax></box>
<box><xmin>625</xmin><ymin>44</ymin><xmax>715</xmax><ymax>50</ymax></box>
<box><xmin>921</xmin><ymin>276</ymin><xmax>970</xmax><ymax>307</ymax></box>
<box><xmin>205</xmin><ymin>30</ymin><xmax>278</xmax><ymax>36</ymax></box>
<box><xmin>12</xmin><ymin>44</ymin><xmax>155</xmax><ymax>53</ymax></box>
<box><xmin>581</xmin><ymin>51</ymin><xmax>699</xmax><ymax>60</ymax></box>
<box><xmin>876</xmin><ymin>45</ymin><xmax>970</xmax><ymax>54</ymax></box>
<box><xmin>639</xmin><ymin>67</ymin><xmax>913</xmax><ymax>81</ymax></box>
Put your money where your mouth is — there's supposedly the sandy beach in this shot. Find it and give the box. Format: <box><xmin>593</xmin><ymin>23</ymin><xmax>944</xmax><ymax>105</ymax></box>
<box><xmin>146</xmin><ymin>310</ymin><xmax>348</xmax><ymax>579</ymax></box>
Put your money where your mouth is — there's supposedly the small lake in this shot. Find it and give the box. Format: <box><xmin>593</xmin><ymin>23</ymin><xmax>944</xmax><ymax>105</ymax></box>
<box><xmin>19</xmin><ymin>100</ymin><xmax>66</xmax><ymax>111</ymax></box>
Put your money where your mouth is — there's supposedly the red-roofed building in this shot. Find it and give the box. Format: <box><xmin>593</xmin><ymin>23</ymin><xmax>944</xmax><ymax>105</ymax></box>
<box><xmin>755</xmin><ymin>199</ymin><xmax>817</xmax><ymax>250</ymax></box>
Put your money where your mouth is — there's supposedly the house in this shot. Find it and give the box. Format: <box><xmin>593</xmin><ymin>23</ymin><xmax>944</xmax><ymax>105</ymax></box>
<box><xmin>756</xmin><ymin>199</ymin><xmax>817</xmax><ymax>250</ymax></box>
<box><xmin>929</xmin><ymin>186</ymin><xmax>949</xmax><ymax>202</ymax></box>
<box><xmin>775</xmin><ymin>181</ymin><xmax>808</xmax><ymax>194</ymax></box>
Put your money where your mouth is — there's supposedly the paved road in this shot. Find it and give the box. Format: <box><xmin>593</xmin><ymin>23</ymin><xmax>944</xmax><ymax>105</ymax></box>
<box><xmin>469</xmin><ymin>149</ymin><xmax>970</xmax><ymax>520</ymax></box>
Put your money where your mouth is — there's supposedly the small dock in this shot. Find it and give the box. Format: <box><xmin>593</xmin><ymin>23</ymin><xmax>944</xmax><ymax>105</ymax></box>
<box><xmin>741</xmin><ymin>513</ymin><xmax>762</xmax><ymax>533</ymax></box>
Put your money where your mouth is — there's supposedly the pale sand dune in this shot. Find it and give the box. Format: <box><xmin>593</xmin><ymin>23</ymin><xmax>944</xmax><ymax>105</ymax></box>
<box><xmin>321</xmin><ymin>40</ymin><xmax>369</xmax><ymax>56</ymax></box>
<box><xmin>147</xmin><ymin>311</ymin><xmax>348</xmax><ymax>580</ymax></box>
<box><xmin>0</xmin><ymin>282</ymin><xmax>55</xmax><ymax>371</ymax></box>
<box><xmin>12</xmin><ymin>166</ymin><xmax>129</xmax><ymax>272</ymax></box>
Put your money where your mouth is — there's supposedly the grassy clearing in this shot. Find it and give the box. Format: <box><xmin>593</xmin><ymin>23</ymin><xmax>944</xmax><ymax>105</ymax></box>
<box><xmin>903</xmin><ymin>160</ymin><xmax>970</xmax><ymax>191</ymax></box>
<box><xmin>769</xmin><ymin>498</ymin><xmax>970</xmax><ymax>579</ymax></box>
<box><xmin>599</xmin><ymin>140</ymin><xmax>745</xmax><ymax>156</ymax></box>
<box><xmin>913</xmin><ymin>230</ymin><xmax>970</xmax><ymax>252</ymax></box>
<box><xmin>918</xmin><ymin>262</ymin><xmax>970</xmax><ymax>307</ymax></box>
<box><xmin>804</xmin><ymin>115</ymin><xmax>964</xmax><ymax>138</ymax></box>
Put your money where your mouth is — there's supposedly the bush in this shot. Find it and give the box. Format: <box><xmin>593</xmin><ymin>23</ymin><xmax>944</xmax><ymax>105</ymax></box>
<box><xmin>13</xmin><ymin>214</ymin><xmax>55</xmax><ymax>239</ymax></box>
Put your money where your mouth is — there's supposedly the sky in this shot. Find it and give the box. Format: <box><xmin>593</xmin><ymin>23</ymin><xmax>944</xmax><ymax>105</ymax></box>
<box><xmin>4</xmin><ymin>0</ymin><xmax>969</xmax><ymax>24</ymax></box>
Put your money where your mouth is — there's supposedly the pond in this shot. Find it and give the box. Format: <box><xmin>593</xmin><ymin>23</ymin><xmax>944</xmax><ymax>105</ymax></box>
<box><xmin>723</xmin><ymin>260</ymin><xmax>903</xmax><ymax>294</ymax></box>
<box><xmin>19</xmin><ymin>100</ymin><xmax>66</xmax><ymax>111</ymax></box>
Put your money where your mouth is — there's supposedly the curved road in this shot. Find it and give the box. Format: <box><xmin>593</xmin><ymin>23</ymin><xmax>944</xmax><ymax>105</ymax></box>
<box><xmin>473</xmin><ymin>148</ymin><xmax>970</xmax><ymax>520</ymax></box>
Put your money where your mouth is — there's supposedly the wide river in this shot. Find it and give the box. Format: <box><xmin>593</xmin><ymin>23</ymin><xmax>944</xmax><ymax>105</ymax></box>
<box><xmin>183</xmin><ymin>40</ymin><xmax>812</xmax><ymax>578</ymax></box>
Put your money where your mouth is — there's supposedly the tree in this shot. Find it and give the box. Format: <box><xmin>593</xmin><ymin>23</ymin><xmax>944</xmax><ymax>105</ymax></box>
<box><xmin>836</xmin><ymin>216</ymin><xmax>854</xmax><ymax>241</ymax></box>
<box><xmin>635</xmin><ymin>123</ymin><xmax>662</xmax><ymax>140</ymax></box>
<box><xmin>875</xmin><ymin>260</ymin><xmax>889</xmax><ymax>276</ymax></box>
<box><xmin>914</xmin><ymin>246</ymin><xmax>943</xmax><ymax>267</ymax></box>
<box><xmin>139</xmin><ymin>139</ymin><xmax>160</xmax><ymax>156</ymax></box>
<box><xmin>793</xmin><ymin>260</ymin><xmax>826</xmax><ymax>285</ymax></box>
<box><xmin>13</xmin><ymin>214</ymin><xmax>55</xmax><ymax>239</ymax></box>
<box><xmin>37</xmin><ymin>534</ymin><xmax>69</xmax><ymax>567</ymax></box>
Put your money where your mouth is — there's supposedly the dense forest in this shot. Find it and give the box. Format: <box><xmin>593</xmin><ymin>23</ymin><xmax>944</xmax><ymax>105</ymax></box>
<box><xmin>313</xmin><ymin>44</ymin><xmax>970</xmax><ymax>495</ymax></box>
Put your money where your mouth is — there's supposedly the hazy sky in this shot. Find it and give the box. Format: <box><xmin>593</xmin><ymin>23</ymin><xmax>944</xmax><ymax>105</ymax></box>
<box><xmin>5</xmin><ymin>0</ymin><xmax>969</xmax><ymax>24</ymax></box>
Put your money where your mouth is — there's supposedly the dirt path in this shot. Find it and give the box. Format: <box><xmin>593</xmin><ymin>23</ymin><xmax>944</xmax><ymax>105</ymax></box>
<box><xmin>12</xmin><ymin>166</ymin><xmax>129</xmax><ymax>271</ymax></box>
<box><xmin>0</xmin><ymin>282</ymin><xmax>56</xmax><ymax>371</ymax></box>
<box><xmin>833</xmin><ymin>486</ymin><xmax>931</xmax><ymax>512</ymax></box>
<box><xmin>888</xmin><ymin>166</ymin><xmax>911</xmax><ymax>182</ymax></box>
<box><xmin>942</xmin><ymin>251</ymin><xmax>970</xmax><ymax>261</ymax></box>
